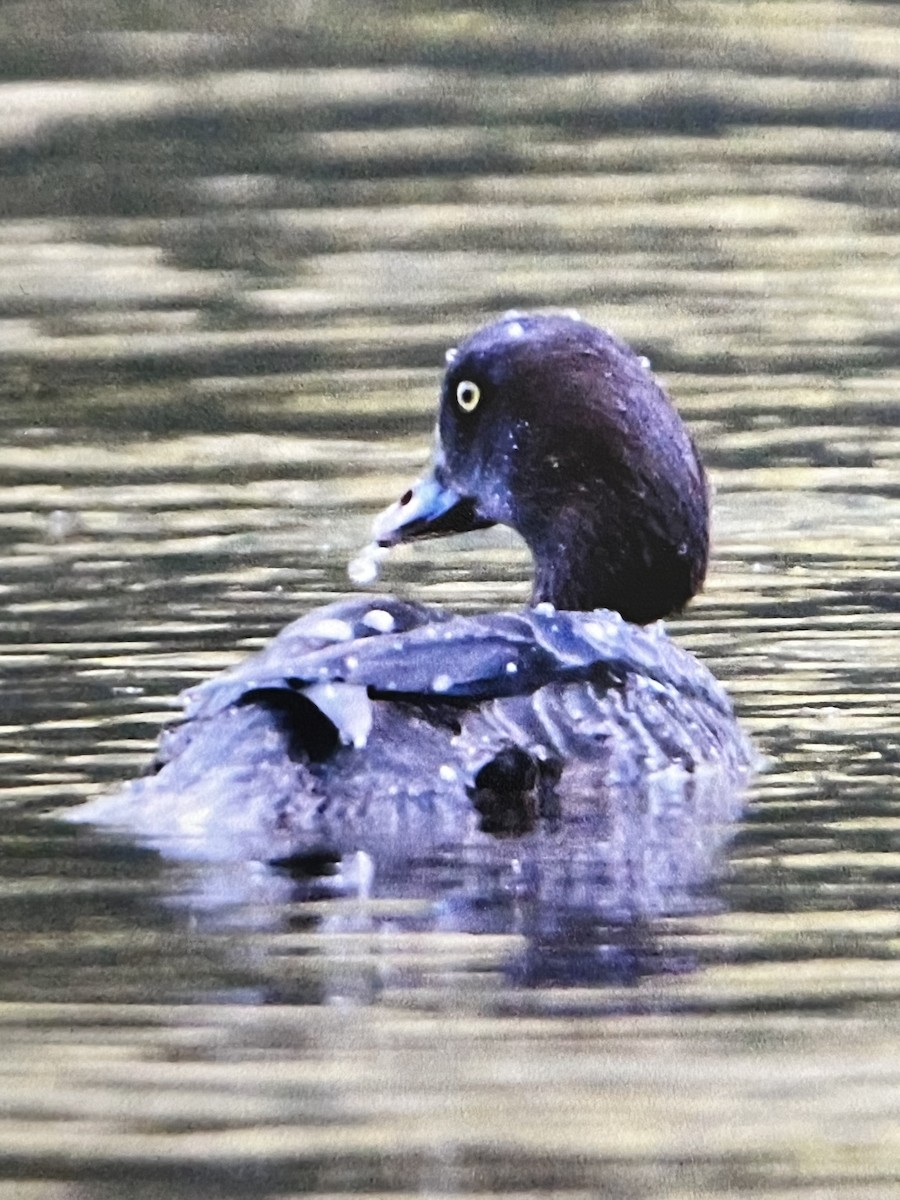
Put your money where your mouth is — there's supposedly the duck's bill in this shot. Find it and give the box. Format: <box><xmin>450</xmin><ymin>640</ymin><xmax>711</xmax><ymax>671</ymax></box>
<box><xmin>372</xmin><ymin>468</ymin><xmax>494</xmax><ymax>547</ymax></box>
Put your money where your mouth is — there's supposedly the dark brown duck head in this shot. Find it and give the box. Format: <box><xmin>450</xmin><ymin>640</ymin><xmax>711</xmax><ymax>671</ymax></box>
<box><xmin>373</xmin><ymin>313</ymin><xmax>709</xmax><ymax>625</ymax></box>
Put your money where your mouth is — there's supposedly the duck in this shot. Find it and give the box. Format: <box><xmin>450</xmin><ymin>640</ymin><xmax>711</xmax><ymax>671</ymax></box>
<box><xmin>66</xmin><ymin>312</ymin><xmax>754</xmax><ymax>863</ymax></box>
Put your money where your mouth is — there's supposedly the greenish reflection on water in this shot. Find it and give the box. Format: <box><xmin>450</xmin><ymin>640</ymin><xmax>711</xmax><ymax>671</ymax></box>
<box><xmin>1</xmin><ymin>1</ymin><xmax>899</xmax><ymax>1197</ymax></box>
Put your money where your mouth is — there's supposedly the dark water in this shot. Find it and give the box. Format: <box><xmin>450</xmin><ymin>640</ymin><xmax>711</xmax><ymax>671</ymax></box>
<box><xmin>2</xmin><ymin>1</ymin><xmax>900</xmax><ymax>1196</ymax></box>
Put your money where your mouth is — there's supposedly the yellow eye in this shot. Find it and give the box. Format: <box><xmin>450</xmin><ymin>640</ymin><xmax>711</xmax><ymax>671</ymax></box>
<box><xmin>456</xmin><ymin>380</ymin><xmax>481</xmax><ymax>412</ymax></box>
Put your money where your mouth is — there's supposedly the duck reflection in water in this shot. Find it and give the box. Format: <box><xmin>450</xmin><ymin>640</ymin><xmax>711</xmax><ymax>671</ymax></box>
<box><xmin>68</xmin><ymin>312</ymin><xmax>755</xmax><ymax>977</ymax></box>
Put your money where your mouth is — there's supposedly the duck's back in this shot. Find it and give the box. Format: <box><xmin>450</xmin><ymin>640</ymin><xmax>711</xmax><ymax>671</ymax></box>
<box><xmin>68</xmin><ymin>596</ymin><xmax>754</xmax><ymax>861</ymax></box>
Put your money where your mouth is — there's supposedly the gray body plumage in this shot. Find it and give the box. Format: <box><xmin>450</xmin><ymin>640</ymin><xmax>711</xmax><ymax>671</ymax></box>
<box><xmin>70</xmin><ymin>596</ymin><xmax>755</xmax><ymax>862</ymax></box>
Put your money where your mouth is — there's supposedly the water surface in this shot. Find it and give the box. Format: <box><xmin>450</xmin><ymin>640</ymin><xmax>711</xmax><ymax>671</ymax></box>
<box><xmin>2</xmin><ymin>2</ymin><xmax>900</xmax><ymax>1197</ymax></box>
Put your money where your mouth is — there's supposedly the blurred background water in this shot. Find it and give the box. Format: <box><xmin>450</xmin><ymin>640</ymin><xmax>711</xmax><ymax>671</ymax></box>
<box><xmin>1</xmin><ymin>1</ymin><xmax>900</xmax><ymax>1197</ymax></box>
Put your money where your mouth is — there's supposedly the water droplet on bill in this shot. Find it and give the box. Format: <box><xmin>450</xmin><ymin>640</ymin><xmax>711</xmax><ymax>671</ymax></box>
<box><xmin>348</xmin><ymin>541</ymin><xmax>387</xmax><ymax>585</ymax></box>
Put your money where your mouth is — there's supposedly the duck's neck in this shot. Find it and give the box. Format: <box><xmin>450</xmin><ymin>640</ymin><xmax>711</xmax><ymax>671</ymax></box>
<box><xmin>529</xmin><ymin>513</ymin><xmax>704</xmax><ymax>625</ymax></box>
<box><xmin>531</xmin><ymin>550</ymin><xmax>628</xmax><ymax>618</ymax></box>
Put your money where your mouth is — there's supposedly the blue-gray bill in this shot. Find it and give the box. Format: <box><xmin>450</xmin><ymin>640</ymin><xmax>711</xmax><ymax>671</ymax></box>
<box><xmin>371</xmin><ymin>466</ymin><xmax>494</xmax><ymax>547</ymax></box>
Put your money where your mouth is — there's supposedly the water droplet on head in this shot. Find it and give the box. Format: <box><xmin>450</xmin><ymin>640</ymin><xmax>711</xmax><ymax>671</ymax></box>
<box><xmin>432</xmin><ymin>673</ymin><xmax>452</xmax><ymax>693</ymax></box>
